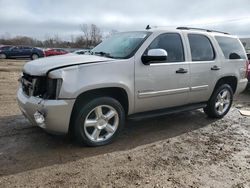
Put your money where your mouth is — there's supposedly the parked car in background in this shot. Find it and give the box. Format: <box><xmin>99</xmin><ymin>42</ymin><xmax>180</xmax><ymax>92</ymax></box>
<box><xmin>44</xmin><ymin>48</ymin><xmax>68</xmax><ymax>57</ymax></box>
<box><xmin>73</xmin><ymin>49</ymin><xmax>89</xmax><ymax>55</ymax></box>
<box><xmin>0</xmin><ymin>46</ymin><xmax>45</xmax><ymax>60</ymax></box>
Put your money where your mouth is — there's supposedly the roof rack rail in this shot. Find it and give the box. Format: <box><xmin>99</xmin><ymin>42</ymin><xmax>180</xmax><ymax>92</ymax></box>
<box><xmin>176</xmin><ymin>27</ymin><xmax>229</xmax><ymax>35</ymax></box>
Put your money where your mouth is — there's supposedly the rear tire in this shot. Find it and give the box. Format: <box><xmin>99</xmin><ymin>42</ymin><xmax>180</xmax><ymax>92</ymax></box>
<box><xmin>31</xmin><ymin>54</ymin><xmax>39</xmax><ymax>60</ymax></box>
<box><xmin>204</xmin><ymin>84</ymin><xmax>233</xmax><ymax>118</ymax></box>
<box><xmin>73</xmin><ymin>97</ymin><xmax>125</xmax><ymax>146</ymax></box>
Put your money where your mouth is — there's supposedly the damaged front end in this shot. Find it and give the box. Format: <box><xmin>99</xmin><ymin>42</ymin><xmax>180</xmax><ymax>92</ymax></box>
<box><xmin>17</xmin><ymin>71</ymin><xmax>74</xmax><ymax>134</ymax></box>
<box><xmin>20</xmin><ymin>72</ymin><xmax>62</xmax><ymax>100</ymax></box>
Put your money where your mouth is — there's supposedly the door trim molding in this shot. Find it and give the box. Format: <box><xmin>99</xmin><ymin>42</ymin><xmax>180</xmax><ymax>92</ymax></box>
<box><xmin>138</xmin><ymin>87</ymin><xmax>190</xmax><ymax>98</ymax></box>
<box><xmin>138</xmin><ymin>85</ymin><xmax>208</xmax><ymax>99</ymax></box>
<box><xmin>190</xmin><ymin>85</ymin><xmax>209</xmax><ymax>92</ymax></box>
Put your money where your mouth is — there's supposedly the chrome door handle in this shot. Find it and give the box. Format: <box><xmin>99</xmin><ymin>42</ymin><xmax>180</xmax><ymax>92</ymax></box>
<box><xmin>176</xmin><ymin>68</ymin><xmax>188</xmax><ymax>74</ymax></box>
<box><xmin>211</xmin><ymin>65</ymin><xmax>220</xmax><ymax>71</ymax></box>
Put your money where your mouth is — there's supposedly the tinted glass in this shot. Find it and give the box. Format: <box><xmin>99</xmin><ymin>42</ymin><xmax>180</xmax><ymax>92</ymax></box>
<box><xmin>215</xmin><ymin>36</ymin><xmax>246</xmax><ymax>59</ymax></box>
<box><xmin>188</xmin><ymin>34</ymin><xmax>215</xmax><ymax>61</ymax></box>
<box><xmin>147</xmin><ymin>33</ymin><xmax>184</xmax><ymax>62</ymax></box>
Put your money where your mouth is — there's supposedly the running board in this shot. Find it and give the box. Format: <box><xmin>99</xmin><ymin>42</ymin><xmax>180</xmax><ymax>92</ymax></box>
<box><xmin>128</xmin><ymin>102</ymin><xmax>207</xmax><ymax>121</ymax></box>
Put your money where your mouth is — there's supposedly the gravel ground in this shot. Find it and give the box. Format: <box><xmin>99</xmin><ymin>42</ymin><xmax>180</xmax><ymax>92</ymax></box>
<box><xmin>0</xmin><ymin>59</ymin><xmax>250</xmax><ymax>188</ymax></box>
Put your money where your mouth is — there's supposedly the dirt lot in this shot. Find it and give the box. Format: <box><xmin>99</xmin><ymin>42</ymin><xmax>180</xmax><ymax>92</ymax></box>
<box><xmin>0</xmin><ymin>59</ymin><xmax>250</xmax><ymax>187</ymax></box>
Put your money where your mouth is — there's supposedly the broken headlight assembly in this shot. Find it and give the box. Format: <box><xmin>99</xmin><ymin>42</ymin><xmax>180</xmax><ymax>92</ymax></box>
<box><xmin>21</xmin><ymin>73</ymin><xmax>62</xmax><ymax>99</ymax></box>
<box><xmin>45</xmin><ymin>78</ymin><xmax>63</xmax><ymax>99</ymax></box>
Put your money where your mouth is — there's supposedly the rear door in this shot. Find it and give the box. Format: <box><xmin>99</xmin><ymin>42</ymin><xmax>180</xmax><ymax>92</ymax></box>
<box><xmin>186</xmin><ymin>33</ymin><xmax>221</xmax><ymax>103</ymax></box>
<box><xmin>134</xmin><ymin>32</ymin><xmax>190</xmax><ymax>113</ymax></box>
<box><xmin>22</xmin><ymin>46</ymin><xmax>32</xmax><ymax>57</ymax></box>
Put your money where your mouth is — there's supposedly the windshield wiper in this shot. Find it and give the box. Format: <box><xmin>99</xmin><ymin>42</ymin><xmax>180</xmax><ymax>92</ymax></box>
<box><xmin>92</xmin><ymin>51</ymin><xmax>114</xmax><ymax>58</ymax></box>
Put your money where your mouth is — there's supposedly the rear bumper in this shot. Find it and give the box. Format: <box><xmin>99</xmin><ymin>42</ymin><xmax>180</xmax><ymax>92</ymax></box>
<box><xmin>235</xmin><ymin>78</ymin><xmax>248</xmax><ymax>95</ymax></box>
<box><xmin>17</xmin><ymin>88</ymin><xmax>75</xmax><ymax>134</ymax></box>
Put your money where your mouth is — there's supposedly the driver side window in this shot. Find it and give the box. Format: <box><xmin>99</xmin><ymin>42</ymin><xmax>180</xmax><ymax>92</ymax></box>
<box><xmin>147</xmin><ymin>33</ymin><xmax>185</xmax><ymax>62</ymax></box>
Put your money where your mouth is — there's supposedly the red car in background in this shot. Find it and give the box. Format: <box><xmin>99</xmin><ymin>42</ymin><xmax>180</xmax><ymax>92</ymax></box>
<box><xmin>44</xmin><ymin>48</ymin><xmax>68</xmax><ymax>57</ymax></box>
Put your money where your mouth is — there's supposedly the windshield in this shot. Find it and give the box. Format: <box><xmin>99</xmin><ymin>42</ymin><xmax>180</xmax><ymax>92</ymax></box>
<box><xmin>0</xmin><ymin>46</ymin><xmax>13</xmax><ymax>50</ymax></box>
<box><xmin>91</xmin><ymin>31</ymin><xmax>151</xmax><ymax>59</ymax></box>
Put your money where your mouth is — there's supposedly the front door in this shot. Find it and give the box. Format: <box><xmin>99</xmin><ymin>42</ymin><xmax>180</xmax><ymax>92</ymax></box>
<box><xmin>134</xmin><ymin>33</ymin><xmax>190</xmax><ymax>113</ymax></box>
<box><xmin>9</xmin><ymin>47</ymin><xmax>21</xmax><ymax>58</ymax></box>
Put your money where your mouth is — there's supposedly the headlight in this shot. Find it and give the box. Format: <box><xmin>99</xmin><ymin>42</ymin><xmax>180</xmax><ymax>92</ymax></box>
<box><xmin>46</xmin><ymin>78</ymin><xmax>62</xmax><ymax>99</ymax></box>
<box><xmin>55</xmin><ymin>79</ymin><xmax>63</xmax><ymax>99</ymax></box>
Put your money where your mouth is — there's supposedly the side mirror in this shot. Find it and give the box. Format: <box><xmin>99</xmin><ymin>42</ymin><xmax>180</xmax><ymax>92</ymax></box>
<box><xmin>141</xmin><ymin>49</ymin><xmax>168</xmax><ymax>65</ymax></box>
<box><xmin>229</xmin><ymin>53</ymin><xmax>241</xmax><ymax>60</ymax></box>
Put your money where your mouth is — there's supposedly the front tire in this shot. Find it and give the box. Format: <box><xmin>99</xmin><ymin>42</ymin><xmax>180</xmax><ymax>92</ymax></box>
<box><xmin>0</xmin><ymin>53</ymin><xmax>6</xmax><ymax>59</ymax></box>
<box><xmin>204</xmin><ymin>84</ymin><xmax>233</xmax><ymax>118</ymax></box>
<box><xmin>73</xmin><ymin>97</ymin><xmax>125</xmax><ymax>146</ymax></box>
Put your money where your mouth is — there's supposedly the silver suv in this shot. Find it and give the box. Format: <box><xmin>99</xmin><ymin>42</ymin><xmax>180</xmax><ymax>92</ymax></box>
<box><xmin>17</xmin><ymin>27</ymin><xmax>249</xmax><ymax>146</ymax></box>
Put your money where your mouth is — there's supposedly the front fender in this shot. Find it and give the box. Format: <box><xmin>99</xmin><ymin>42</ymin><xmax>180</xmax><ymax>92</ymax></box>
<box><xmin>48</xmin><ymin>59</ymin><xmax>135</xmax><ymax>114</ymax></box>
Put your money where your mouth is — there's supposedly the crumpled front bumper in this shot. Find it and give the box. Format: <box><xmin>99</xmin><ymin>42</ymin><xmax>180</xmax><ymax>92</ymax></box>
<box><xmin>17</xmin><ymin>88</ymin><xmax>75</xmax><ymax>134</ymax></box>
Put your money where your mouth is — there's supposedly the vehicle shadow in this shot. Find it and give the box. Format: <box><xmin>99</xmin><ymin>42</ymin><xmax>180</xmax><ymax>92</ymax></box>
<box><xmin>0</xmin><ymin>110</ymin><xmax>217</xmax><ymax>176</ymax></box>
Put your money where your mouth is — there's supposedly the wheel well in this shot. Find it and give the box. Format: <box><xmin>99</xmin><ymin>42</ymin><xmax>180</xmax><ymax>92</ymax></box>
<box><xmin>0</xmin><ymin>53</ymin><xmax>6</xmax><ymax>56</ymax></box>
<box><xmin>31</xmin><ymin>53</ymin><xmax>39</xmax><ymax>56</ymax></box>
<box><xmin>68</xmin><ymin>87</ymin><xmax>129</xmax><ymax>134</ymax></box>
<box><xmin>214</xmin><ymin>76</ymin><xmax>237</xmax><ymax>94</ymax></box>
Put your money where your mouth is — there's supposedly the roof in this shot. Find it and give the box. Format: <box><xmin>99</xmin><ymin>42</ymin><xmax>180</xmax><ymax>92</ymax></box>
<box><xmin>145</xmin><ymin>26</ymin><xmax>233</xmax><ymax>37</ymax></box>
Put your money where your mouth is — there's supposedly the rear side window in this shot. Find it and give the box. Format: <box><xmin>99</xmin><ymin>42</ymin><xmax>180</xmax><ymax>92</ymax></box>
<box><xmin>147</xmin><ymin>33</ymin><xmax>184</xmax><ymax>62</ymax></box>
<box><xmin>215</xmin><ymin>36</ymin><xmax>246</xmax><ymax>59</ymax></box>
<box><xmin>188</xmin><ymin>34</ymin><xmax>215</xmax><ymax>61</ymax></box>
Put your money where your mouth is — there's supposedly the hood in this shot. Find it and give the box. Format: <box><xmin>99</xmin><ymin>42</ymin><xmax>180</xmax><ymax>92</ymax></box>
<box><xmin>23</xmin><ymin>54</ymin><xmax>112</xmax><ymax>76</ymax></box>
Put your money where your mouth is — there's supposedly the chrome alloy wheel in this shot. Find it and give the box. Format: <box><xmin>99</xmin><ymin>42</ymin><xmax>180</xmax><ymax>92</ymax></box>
<box><xmin>215</xmin><ymin>89</ymin><xmax>231</xmax><ymax>115</ymax></box>
<box><xmin>83</xmin><ymin>105</ymin><xmax>119</xmax><ymax>142</ymax></box>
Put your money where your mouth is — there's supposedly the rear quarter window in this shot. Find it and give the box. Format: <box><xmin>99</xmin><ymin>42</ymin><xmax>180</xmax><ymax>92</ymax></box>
<box><xmin>215</xmin><ymin>36</ymin><xmax>246</xmax><ymax>59</ymax></box>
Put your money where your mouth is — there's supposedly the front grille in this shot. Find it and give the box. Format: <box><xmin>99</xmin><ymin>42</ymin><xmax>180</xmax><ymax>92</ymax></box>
<box><xmin>21</xmin><ymin>73</ymin><xmax>47</xmax><ymax>97</ymax></box>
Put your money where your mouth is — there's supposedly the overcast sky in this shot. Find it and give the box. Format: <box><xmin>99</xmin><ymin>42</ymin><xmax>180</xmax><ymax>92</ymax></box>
<box><xmin>0</xmin><ymin>0</ymin><xmax>250</xmax><ymax>40</ymax></box>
